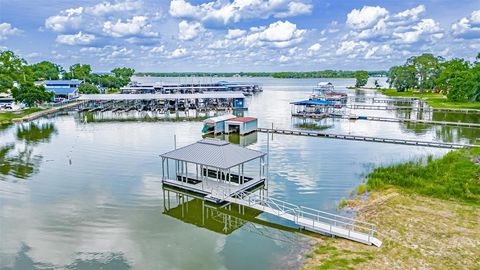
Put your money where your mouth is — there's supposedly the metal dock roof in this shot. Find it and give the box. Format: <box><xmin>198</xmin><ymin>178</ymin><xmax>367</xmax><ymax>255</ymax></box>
<box><xmin>160</xmin><ymin>138</ymin><xmax>265</xmax><ymax>170</ymax></box>
<box><xmin>290</xmin><ymin>100</ymin><xmax>337</xmax><ymax>106</ymax></box>
<box><xmin>78</xmin><ymin>92</ymin><xmax>245</xmax><ymax>101</ymax></box>
<box><xmin>204</xmin><ymin>114</ymin><xmax>237</xmax><ymax>123</ymax></box>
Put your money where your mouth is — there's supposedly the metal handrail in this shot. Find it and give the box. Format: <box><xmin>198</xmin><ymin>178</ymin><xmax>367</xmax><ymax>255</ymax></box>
<box><xmin>215</xmin><ymin>188</ymin><xmax>377</xmax><ymax>241</ymax></box>
<box><xmin>299</xmin><ymin>206</ymin><xmax>377</xmax><ymax>228</ymax></box>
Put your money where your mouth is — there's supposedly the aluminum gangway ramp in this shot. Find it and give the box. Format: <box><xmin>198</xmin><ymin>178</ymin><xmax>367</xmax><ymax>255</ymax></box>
<box><xmin>213</xmin><ymin>189</ymin><xmax>382</xmax><ymax>247</ymax></box>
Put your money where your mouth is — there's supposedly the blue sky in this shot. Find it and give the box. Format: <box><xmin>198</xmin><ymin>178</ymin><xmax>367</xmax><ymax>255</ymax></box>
<box><xmin>1</xmin><ymin>0</ymin><xmax>479</xmax><ymax>72</ymax></box>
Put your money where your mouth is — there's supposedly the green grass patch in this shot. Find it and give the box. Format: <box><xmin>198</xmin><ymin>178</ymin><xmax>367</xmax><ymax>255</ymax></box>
<box><xmin>379</xmin><ymin>89</ymin><xmax>480</xmax><ymax>109</ymax></box>
<box><xmin>337</xmin><ymin>199</ymin><xmax>348</xmax><ymax>209</ymax></box>
<box><xmin>357</xmin><ymin>184</ymin><xmax>368</xmax><ymax>195</ymax></box>
<box><xmin>366</xmin><ymin>148</ymin><xmax>480</xmax><ymax>205</ymax></box>
<box><xmin>0</xmin><ymin>107</ymin><xmax>46</xmax><ymax>123</ymax></box>
<box><xmin>307</xmin><ymin>242</ymin><xmax>375</xmax><ymax>270</ymax></box>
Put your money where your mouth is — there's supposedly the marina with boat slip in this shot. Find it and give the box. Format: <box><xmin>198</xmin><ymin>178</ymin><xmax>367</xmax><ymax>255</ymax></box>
<box><xmin>2</xmin><ymin>77</ymin><xmax>479</xmax><ymax>270</ymax></box>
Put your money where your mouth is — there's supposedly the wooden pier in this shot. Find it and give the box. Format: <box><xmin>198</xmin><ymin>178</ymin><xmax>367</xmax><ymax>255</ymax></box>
<box><xmin>257</xmin><ymin>128</ymin><xmax>478</xmax><ymax>149</ymax></box>
<box><xmin>348</xmin><ymin>97</ymin><xmax>418</xmax><ymax>104</ymax></box>
<box><xmin>346</xmin><ymin>104</ymin><xmax>480</xmax><ymax>113</ymax></box>
<box><xmin>11</xmin><ymin>101</ymin><xmax>82</xmax><ymax>123</ymax></box>
<box><xmin>339</xmin><ymin>115</ymin><xmax>480</xmax><ymax>128</ymax></box>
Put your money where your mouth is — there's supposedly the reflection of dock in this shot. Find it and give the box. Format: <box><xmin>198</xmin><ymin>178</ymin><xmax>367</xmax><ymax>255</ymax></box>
<box><xmin>163</xmin><ymin>187</ymin><xmax>302</xmax><ymax>243</ymax></box>
<box><xmin>203</xmin><ymin>132</ymin><xmax>258</xmax><ymax>147</ymax></box>
<box><xmin>257</xmin><ymin>128</ymin><xmax>478</xmax><ymax>149</ymax></box>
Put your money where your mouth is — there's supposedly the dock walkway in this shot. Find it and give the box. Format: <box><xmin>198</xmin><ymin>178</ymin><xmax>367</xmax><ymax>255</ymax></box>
<box><xmin>217</xmin><ymin>189</ymin><xmax>382</xmax><ymax>246</ymax></box>
<box><xmin>346</xmin><ymin>104</ymin><xmax>480</xmax><ymax>113</ymax></box>
<box><xmin>257</xmin><ymin>128</ymin><xmax>478</xmax><ymax>149</ymax></box>
<box><xmin>11</xmin><ymin>101</ymin><xmax>81</xmax><ymax>123</ymax></box>
<box><xmin>343</xmin><ymin>115</ymin><xmax>480</xmax><ymax>128</ymax></box>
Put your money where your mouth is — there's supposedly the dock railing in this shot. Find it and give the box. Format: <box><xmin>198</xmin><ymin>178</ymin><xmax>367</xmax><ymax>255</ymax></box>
<box><xmin>218</xmin><ymin>189</ymin><xmax>378</xmax><ymax>245</ymax></box>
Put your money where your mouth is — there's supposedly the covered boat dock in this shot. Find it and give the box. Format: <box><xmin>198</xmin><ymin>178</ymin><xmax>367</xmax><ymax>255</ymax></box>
<box><xmin>290</xmin><ymin>99</ymin><xmax>338</xmax><ymax>118</ymax></box>
<box><xmin>77</xmin><ymin>92</ymin><xmax>247</xmax><ymax>112</ymax></box>
<box><xmin>160</xmin><ymin>138</ymin><xmax>267</xmax><ymax>203</ymax></box>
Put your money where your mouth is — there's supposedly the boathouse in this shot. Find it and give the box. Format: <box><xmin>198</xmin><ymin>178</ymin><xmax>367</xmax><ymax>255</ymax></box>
<box><xmin>290</xmin><ymin>99</ymin><xmax>337</xmax><ymax>118</ymax></box>
<box><xmin>224</xmin><ymin>117</ymin><xmax>258</xmax><ymax>135</ymax></box>
<box><xmin>160</xmin><ymin>138</ymin><xmax>267</xmax><ymax>203</ymax></box>
<box><xmin>202</xmin><ymin>114</ymin><xmax>237</xmax><ymax>134</ymax></box>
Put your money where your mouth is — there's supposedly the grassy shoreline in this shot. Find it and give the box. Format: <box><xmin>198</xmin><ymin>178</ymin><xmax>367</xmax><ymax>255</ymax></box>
<box><xmin>379</xmin><ymin>88</ymin><xmax>480</xmax><ymax>109</ymax></box>
<box><xmin>0</xmin><ymin>107</ymin><xmax>47</xmax><ymax>124</ymax></box>
<box><xmin>348</xmin><ymin>87</ymin><xmax>480</xmax><ymax>109</ymax></box>
<box><xmin>303</xmin><ymin>148</ymin><xmax>480</xmax><ymax>269</ymax></box>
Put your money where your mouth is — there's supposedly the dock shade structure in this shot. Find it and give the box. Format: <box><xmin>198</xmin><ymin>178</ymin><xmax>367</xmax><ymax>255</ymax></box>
<box><xmin>225</xmin><ymin>117</ymin><xmax>258</xmax><ymax>135</ymax></box>
<box><xmin>202</xmin><ymin>114</ymin><xmax>236</xmax><ymax>134</ymax></box>
<box><xmin>290</xmin><ymin>99</ymin><xmax>338</xmax><ymax>116</ymax></box>
<box><xmin>160</xmin><ymin>138</ymin><xmax>267</xmax><ymax>202</ymax></box>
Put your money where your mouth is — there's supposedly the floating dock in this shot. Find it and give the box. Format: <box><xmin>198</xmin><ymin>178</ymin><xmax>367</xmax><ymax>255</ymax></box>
<box><xmin>346</xmin><ymin>104</ymin><xmax>480</xmax><ymax>113</ymax></box>
<box><xmin>257</xmin><ymin>128</ymin><xmax>478</xmax><ymax>149</ymax></box>
<box><xmin>78</xmin><ymin>92</ymin><xmax>247</xmax><ymax>112</ymax></box>
<box><xmin>343</xmin><ymin>115</ymin><xmax>480</xmax><ymax>128</ymax></box>
<box><xmin>225</xmin><ymin>117</ymin><xmax>258</xmax><ymax>135</ymax></box>
<box><xmin>160</xmin><ymin>138</ymin><xmax>382</xmax><ymax>246</ymax></box>
<box><xmin>121</xmin><ymin>81</ymin><xmax>262</xmax><ymax>94</ymax></box>
<box><xmin>294</xmin><ymin>113</ymin><xmax>480</xmax><ymax>128</ymax></box>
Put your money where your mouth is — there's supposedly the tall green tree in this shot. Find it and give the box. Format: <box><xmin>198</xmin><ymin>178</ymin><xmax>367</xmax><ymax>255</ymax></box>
<box><xmin>11</xmin><ymin>82</ymin><xmax>54</xmax><ymax>107</ymax></box>
<box><xmin>354</xmin><ymin>70</ymin><xmax>369</xmax><ymax>87</ymax></box>
<box><xmin>64</xmin><ymin>64</ymin><xmax>91</xmax><ymax>80</ymax></box>
<box><xmin>29</xmin><ymin>61</ymin><xmax>62</xmax><ymax>80</ymax></box>
<box><xmin>0</xmin><ymin>50</ymin><xmax>31</xmax><ymax>84</ymax></box>
<box><xmin>78</xmin><ymin>83</ymin><xmax>100</xmax><ymax>94</ymax></box>
<box><xmin>387</xmin><ymin>65</ymin><xmax>418</xmax><ymax>92</ymax></box>
<box><xmin>406</xmin><ymin>53</ymin><xmax>443</xmax><ymax>93</ymax></box>
<box><xmin>0</xmin><ymin>74</ymin><xmax>14</xmax><ymax>93</ymax></box>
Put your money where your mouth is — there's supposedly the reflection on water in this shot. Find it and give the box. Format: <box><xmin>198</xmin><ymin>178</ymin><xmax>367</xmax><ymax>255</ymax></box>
<box><xmin>0</xmin><ymin>122</ymin><xmax>57</xmax><ymax>180</ymax></box>
<box><xmin>203</xmin><ymin>132</ymin><xmax>258</xmax><ymax>146</ymax></box>
<box><xmin>6</xmin><ymin>244</ymin><xmax>130</xmax><ymax>270</ymax></box>
<box><xmin>16</xmin><ymin>122</ymin><xmax>57</xmax><ymax>145</ymax></box>
<box><xmin>0</xmin><ymin>144</ymin><xmax>42</xmax><ymax>180</ymax></box>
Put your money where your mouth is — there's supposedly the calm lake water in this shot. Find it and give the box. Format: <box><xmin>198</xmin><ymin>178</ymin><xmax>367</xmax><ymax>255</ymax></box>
<box><xmin>1</xmin><ymin>77</ymin><xmax>478</xmax><ymax>269</ymax></box>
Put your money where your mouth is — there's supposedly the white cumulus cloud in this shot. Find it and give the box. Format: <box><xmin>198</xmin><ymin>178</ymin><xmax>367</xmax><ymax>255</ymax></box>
<box><xmin>55</xmin><ymin>32</ymin><xmax>96</xmax><ymax>45</ymax></box>
<box><xmin>103</xmin><ymin>16</ymin><xmax>157</xmax><ymax>38</ymax></box>
<box><xmin>346</xmin><ymin>6</ymin><xmax>389</xmax><ymax>30</ymax></box>
<box><xmin>178</xmin><ymin>20</ymin><xmax>203</xmax><ymax>41</ymax></box>
<box><xmin>87</xmin><ymin>0</ymin><xmax>142</xmax><ymax>16</ymax></box>
<box><xmin>0</xmin><ymin>22</ymin><xmax>21</xmax><ymax>40</ymax></box>
<box><xmin>451</xmin><ymin>10</ymin><xmax>480</xmax><ymax>39</ymax></box>
<box><xmin>169</xmin><ymin>0</ymin><xmax>313</xmax><ymax>27</ymax></box>
<box><xmin>169</xmin><ymin>47</ymin><xmax>188</xmax><ymax>58</ymax></box>
<box><xmin>45</xmin><ymin>7</ymin><xmax>83</xmax><ymax>32</ymax></box>
<box><xmin>226</xmin><ymin>29</ymin><xmax>247</xmax><ymax>39</ymax></box>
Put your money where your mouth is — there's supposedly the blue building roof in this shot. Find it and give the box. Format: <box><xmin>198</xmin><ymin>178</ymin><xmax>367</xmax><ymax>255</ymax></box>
<box><xmin>44</xmin><ymin>79</ymin><xmax>82</xmax><ymax>86</ymax></box>
<box><xmin>47</xmin><ymin>87</ymin><xmax>78</xmax><ymax>95</ymax></box>
<box><xmin>290</xmin><ymin>100</ymin><xmax>337</xmax><ymax>106</ymax></box>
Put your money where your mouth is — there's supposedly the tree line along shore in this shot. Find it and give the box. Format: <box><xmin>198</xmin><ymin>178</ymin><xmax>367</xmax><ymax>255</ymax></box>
<box><xmin>1</xmin><ymin>49</ymin><xmax>479</xmax><ymax>111</ymax></box>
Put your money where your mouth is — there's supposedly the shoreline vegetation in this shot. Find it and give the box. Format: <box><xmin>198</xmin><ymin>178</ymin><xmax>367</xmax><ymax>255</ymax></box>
<box><xmin>348</xmin><ymin>86</ymin><xmax>480</xmax><ymax>109</ymax></box>
<box><xmin>303</xmin><ymin>148</ymin><xmax>480</xmax><ymax>269</ymax></box>
<box><xmin>0</xmin><ymin>107</ymin><xmax>47</xmax><ymax>124</ymax></box>
<box><xmin>135</xmin><ymin>70</ymin><xmax>388</xmax><ymax>78</ymax></box>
